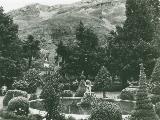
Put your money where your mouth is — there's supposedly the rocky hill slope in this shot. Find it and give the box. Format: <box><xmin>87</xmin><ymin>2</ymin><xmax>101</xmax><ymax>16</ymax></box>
<box><xmin>8</xmin><ymin>0</ymin><xmax>126</xmax><ymax>47</ymax></box>
<box><xmin>8</xmin><ymin>0</ymin><xmax>126</xmax><ymax>61</ymax></box>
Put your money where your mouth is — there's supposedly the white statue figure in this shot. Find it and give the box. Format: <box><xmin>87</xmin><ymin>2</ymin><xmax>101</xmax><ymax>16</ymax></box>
<box><xmin>85</xmin><ymin>80</ymin><xmax>93</xmax><ymax>95</ymax></box>
<box><xmin>1</xmin><ymin>85</ymin><xmax>7</xmax><ymax>96</ymax></box>
<box><xmin>44</xmin><ymin>58</ymin><xmax>50</xmax><ymax>68</ymax></box>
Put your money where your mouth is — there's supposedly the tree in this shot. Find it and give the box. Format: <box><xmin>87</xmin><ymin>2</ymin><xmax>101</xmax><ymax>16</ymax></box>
<box><xmin>23</xmin><ymin>68</ymin><xmax>42</xmax><ymax>93</ymax></box>
<box><xmin>107</xmin><ymin>0</ymin><xmax>160</xmax><ymax>88</ymax></box>
<box><xmin>59</xmin><ymin>21</ymin><xmax>100</xmax><ymax>78</ymax></box>
<box><xmin>40</xmin><ymin>71</ymin><xmax>63</xmax><ymax>120</ymax></box>
<box><xmin>0</xmin><ymin>7</ymin><xmax>23</xmax><ymax>87</ymax></box>
<box><xmin>23</xmin><ymin>35</ymin><xmax>40</xmax><ymax>69</ymax></box>
<box><xmin>95</xmin><ymin>66</ymin><xmax>112</xmax><ymax>98</ymax></box>
<box><xmin>130</xmin><ymin>63</ymin><xmax>159</xmax><ymax>120</ymax></box>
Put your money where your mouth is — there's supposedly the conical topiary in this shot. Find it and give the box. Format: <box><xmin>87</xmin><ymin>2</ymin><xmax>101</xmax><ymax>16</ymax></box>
<box><xmin>95</xmin><ymin>66</ymin><xmax>112</xmax><ymax>98</ymax></box>
<box><xmin>151</xmin><ymin>58</ymin><xmax>160</xmax><ymax>95</ymax></box>
<box><xmin>130</xmin><ymin>63</ymin><xmax>159</xmax><ymax>120</ymax></box>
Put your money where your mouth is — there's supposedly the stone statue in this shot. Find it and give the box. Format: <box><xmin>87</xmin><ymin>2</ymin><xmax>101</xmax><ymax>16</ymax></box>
<box><xmin>85</xmin><ymin>80</ymin><xmax>92</xmax><ymax>95</ymax></box>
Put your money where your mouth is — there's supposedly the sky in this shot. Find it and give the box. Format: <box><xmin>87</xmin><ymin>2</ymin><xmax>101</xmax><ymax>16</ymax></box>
<box><xmin>0</xmin><ymin>0</ymin><xmax>81</xmax><ymax>12</ymax></box>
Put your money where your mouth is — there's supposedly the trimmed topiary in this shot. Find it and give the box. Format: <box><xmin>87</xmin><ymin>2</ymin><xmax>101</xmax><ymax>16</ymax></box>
<box><xmin>7</xmin><ymin>97</ymin><xmax>29</xmax><ymax>116</ymax></box>
<box><xmin>155</xmin><ymin>102</ymin><xmax>160</xmax><ymax>118</ymax></box>
<box><xmin>89</xmin><ymin>101</ymin><xmax>122</xmax><ymax>120</ymax></box>
<box><xmin>151</xmin><ymin>58</ymin><xmax>160</xmax><ymax>95</ymax></box>
<box><xmin>3</xmin><ymin>90</ymin><xmax>27</xmax><ymax>106</ymax></box>
<box><xmin>61</xmin><ymin>90</ymin><xmax>73</xmax><ymax>97</ymax></box>
<box><xmin>119</xmin><ymin>87</ymin><xmax>137</xmax><ymax>100</ymax></box>
<box><xmin>95</xmin><ymin>66</ymin><xmax>112</xmax><ymax>98</ymax></box>
<box><xmin>130</xmin><ymin>63</ymin><xmax>159</xmax><ymax>120</ymax></box>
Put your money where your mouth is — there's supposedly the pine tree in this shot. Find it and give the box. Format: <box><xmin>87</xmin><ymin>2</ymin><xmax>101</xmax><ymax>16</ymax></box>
<box><xmin>95</xmin><ymin>66</ymin><xmax>112</xmax><ymax>98</ymax></box>
<box><xmin>131</xmin><ymin>63</ymin><xmax>159</xmax><ymax>120</ymax></box>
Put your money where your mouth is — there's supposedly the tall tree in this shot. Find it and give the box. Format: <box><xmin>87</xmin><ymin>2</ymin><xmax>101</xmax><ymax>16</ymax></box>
<box><xmin>74</xmin><ymin>21</ymin><xmax>99</xmax><ymax>77</ymax></box>
<box><xmin>0</xmin><ymin>7</ymin><xmax>23</xmax><ymax>87</ymax></box>
<box><xmin>108</xmin><ymin>0</ymin><xmax>160</xmax><ymax>88</ymax></box>
<box><xmin>56</xmin><ymin>21</ymin><xmax>100</xmax><ymax>79</ymax></box>
<box><xmin>23</xmin><ymin>35</ymin><xmax>40</xmax><ymax>69</ymax></box>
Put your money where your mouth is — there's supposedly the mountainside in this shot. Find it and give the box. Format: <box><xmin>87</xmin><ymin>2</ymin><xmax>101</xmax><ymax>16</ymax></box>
<box><xmin>8</xmin><ymin>0</ymin><xmax>126</xmax><ymax>60</ymax></box>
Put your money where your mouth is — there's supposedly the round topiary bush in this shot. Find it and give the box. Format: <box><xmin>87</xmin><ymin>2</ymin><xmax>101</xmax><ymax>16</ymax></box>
<box><xmin>119</xmin><ymin>88</ymin><xmax>137</xmax><ymax>100</ymax></box>
<box><xmin>12</xmin><ymin>80</ymin><xmax>29</xmax><ymax>92</ymax></box>
<box><xmin>3</xmin><ymin>90</ymin><xmax>28</xmax><ymax>106</ymax></box>
<box><xmin>7</xmin><ymin>97</ymin><xmax>29</xmax><ymax>116</ymax></box>
<box><xmin>61</xmin><ymin>90</ymin><xmax>73</xmax><ymax>97</ymax></box>
<box><xmin>155</xmin><ymin>102</ymin><xmax>160</xmax><ymax>118</ymax></box>
<box><xmin>89</xmin><ymin>101</ymin><xmax>122</xmax><ymax>120</ymax></box>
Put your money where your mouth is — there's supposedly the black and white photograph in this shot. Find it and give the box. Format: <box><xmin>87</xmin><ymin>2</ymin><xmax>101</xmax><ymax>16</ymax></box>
<box><xmin>0</xmin><ymin>0</ymin><xmax>160</xmax><ymax>120</ymax></box>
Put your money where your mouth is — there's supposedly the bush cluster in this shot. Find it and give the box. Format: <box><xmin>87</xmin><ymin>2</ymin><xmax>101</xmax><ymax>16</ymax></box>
<box><xmin>7</xmin><ymin>97</ymin><xmax>29</xmax><ymax>116</ymax></box>
<box><xmin>3</xmin><ymin>90</ymin><xmax>27</xmax><ymax>106</ymax></box>
<box><xmin>89</xmin><ymin>101</ymin><xmax>122</xmax><ymax>120</ymax></box>
<box><xmin>0</xmin><ymin>109</ymin><xmax>43</xmax><ymax>120</ymax></box>
<box><xmin>61</xmin><ymin>90</ymin><xmax>73</xmax><ymax>97</ymax></box>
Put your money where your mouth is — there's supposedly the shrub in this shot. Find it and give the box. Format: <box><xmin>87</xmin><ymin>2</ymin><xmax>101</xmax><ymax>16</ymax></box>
<box><xmin>150</xmin><ymin>94</ymin><xmax>160</xmax><ymax>104</ymax></box>
<box><xmin>7</xmin><ymin>97</ymin><xmax>29</xmax><ymax>116</ymax></box>
<box><xmin>155</xmin><ymin>102</ymin><xmax>160</xmax><ymax>118</ymax></box>
<box><xmin>150</xmin><ymin>82</ymin><xmax>160</xmax><ymax>95</ymax></box>
<box><xmin>75</xmin><ymin>80</ymin><xmax>86</xmax><ymax>97</ymax></box>
<box><xmin>29</xmin><ymin>93</ymin><xmax>38</xmax><ymax>101</ymax></box>
<box><xmin>61</xmin><ymin>90</ymin><xmax>73</xmax><ymax>97</ymax></box>
<box><xmin>3</xmin><ymin>90</ymin><xmax>27</xmax><ymax>106</ymax></box>
<box><xmin>119</xmin><ymin>88</ymin><xmax>137</xmax><ymax>100</ymax></box>
<box><xmin>12</xmin><ymin>80</ymin><xmax>29</xmax><ymax>92</ymax></box>
<box><xmin>29</xmin><ymin>99</ymin><xmax>45</xmax><ymax>111</ymax></box>
<box><xmin>89</xmin><ymin>101</ymin><xmax>122</xmax><ymax>120</ymax></box>
<box><xmin>79</xmin><ymin>93</ymin><xmax>97</xmax><ymax>110</ymax></box>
